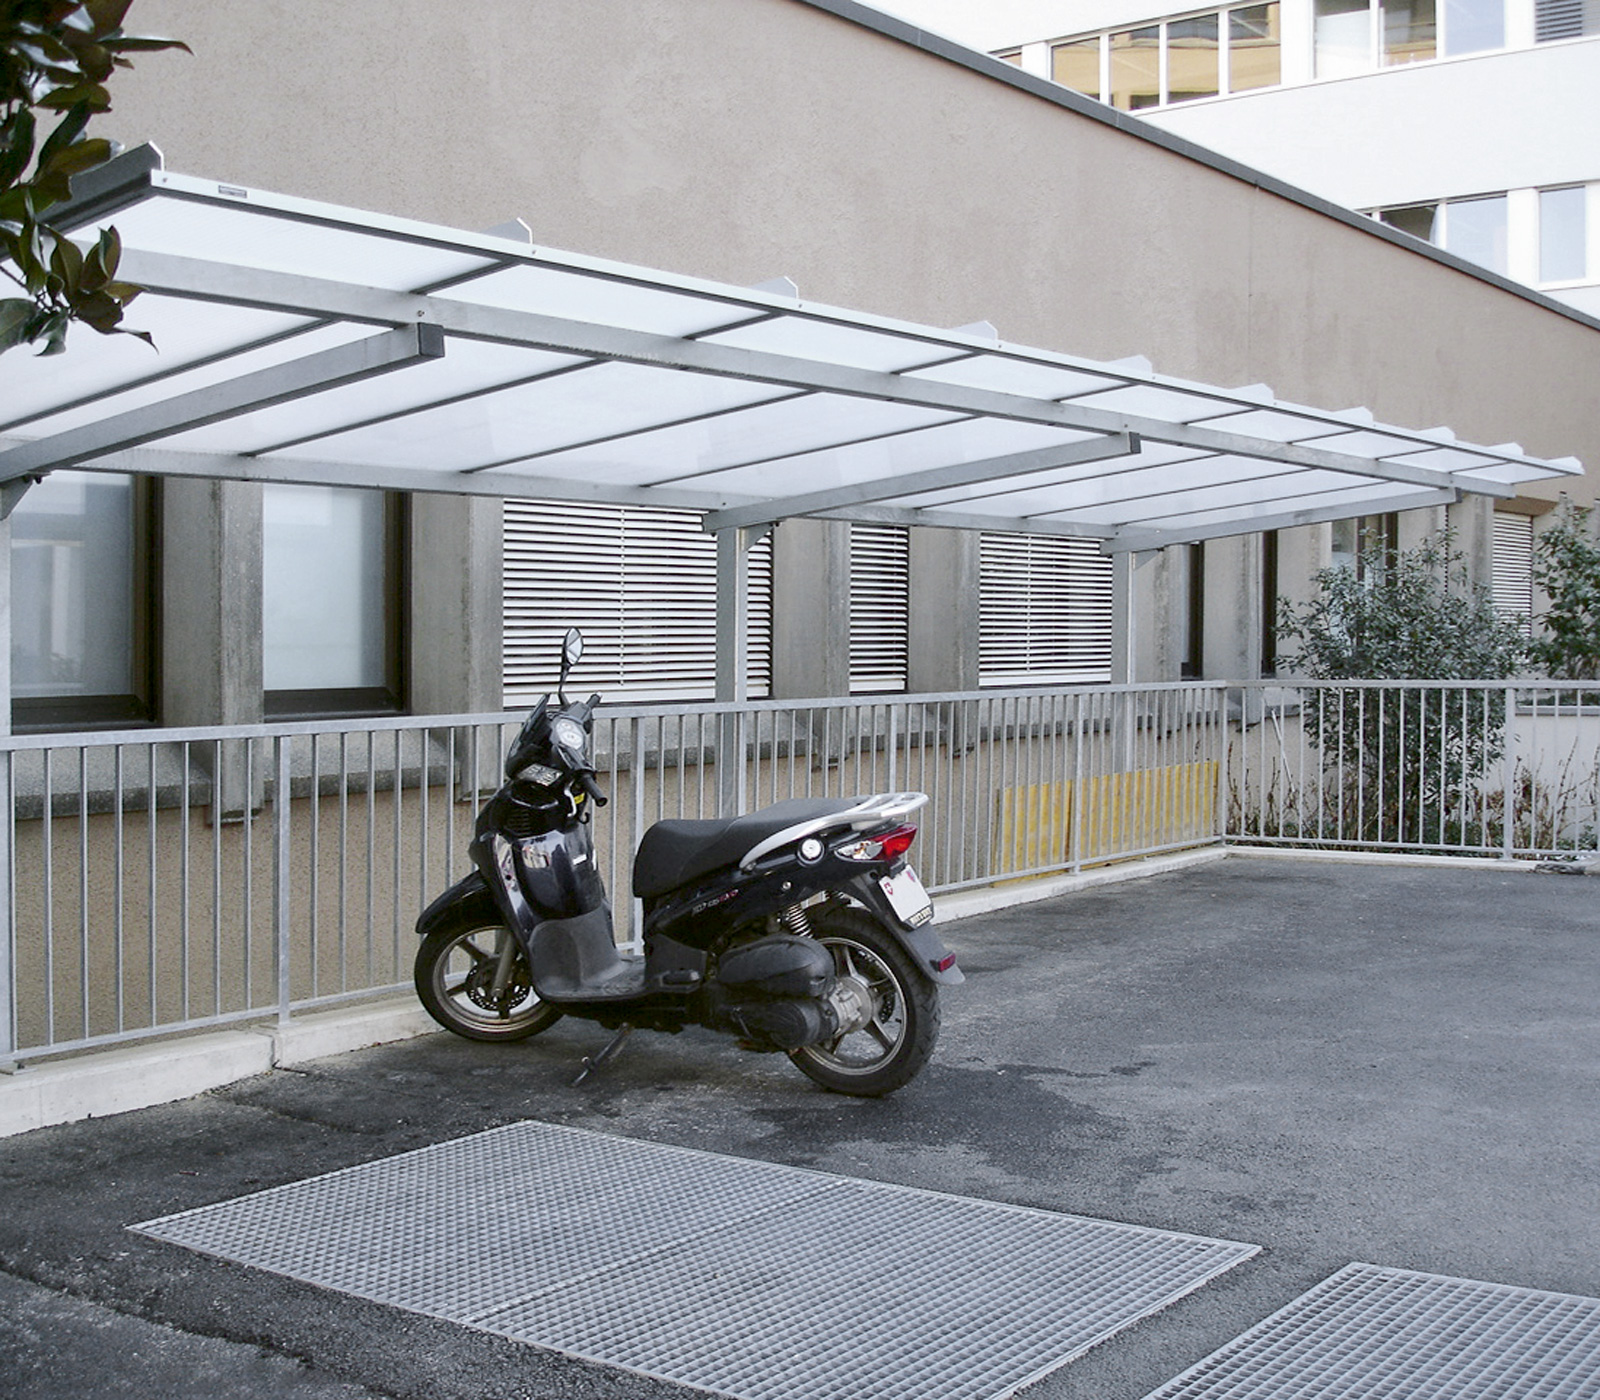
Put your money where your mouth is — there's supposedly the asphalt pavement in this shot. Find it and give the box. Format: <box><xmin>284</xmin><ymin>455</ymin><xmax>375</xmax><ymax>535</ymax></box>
<box><xmin>2</xmin><ymin>855</ymin><xmax>1596</xmax><ymax>1400</ymax></box>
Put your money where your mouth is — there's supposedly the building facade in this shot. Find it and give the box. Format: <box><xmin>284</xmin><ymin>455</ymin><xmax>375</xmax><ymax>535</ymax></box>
<box><xmin>6</xmin><ymin>0</ymin><xmax>1598</xmax><ymax>734</ymax></box>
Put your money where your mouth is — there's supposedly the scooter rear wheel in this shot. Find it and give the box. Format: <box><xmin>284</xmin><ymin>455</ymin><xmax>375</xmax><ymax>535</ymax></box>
<box><xmin>415</xmin><ymin>918</ymin><xmax>563</xmax><ymax>1042</ymax></box>
<box><xmin>789</xmin><ymin>906</ymin><xmax>939</xmax><ymax>1097</ymax></box>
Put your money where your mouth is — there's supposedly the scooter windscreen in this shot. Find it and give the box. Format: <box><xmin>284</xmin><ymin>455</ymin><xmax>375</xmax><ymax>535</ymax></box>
<box><xmin>503</xmin><ymin>696</ymin><xmax>550</xmax><ymax>781</ymax></box>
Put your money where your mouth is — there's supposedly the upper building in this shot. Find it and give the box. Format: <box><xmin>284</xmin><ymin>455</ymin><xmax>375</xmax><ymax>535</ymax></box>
<box><xmin>979</xmin><ymin>0</ymin><xmax>1600</xmax><ymax>315</ymax></box>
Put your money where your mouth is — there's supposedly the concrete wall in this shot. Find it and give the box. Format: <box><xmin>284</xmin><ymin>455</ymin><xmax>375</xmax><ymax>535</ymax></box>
<box><xmin>96</xmin><ymin>0</ymin><xmax>1600</xmax><ymax>685</ymax></box>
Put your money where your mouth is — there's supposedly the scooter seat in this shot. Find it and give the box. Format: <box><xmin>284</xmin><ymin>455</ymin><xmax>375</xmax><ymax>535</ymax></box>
<box><xmin>633</xmin><ymin>798</ymin><xmax>848</xmax><ymax>899</ymax></box>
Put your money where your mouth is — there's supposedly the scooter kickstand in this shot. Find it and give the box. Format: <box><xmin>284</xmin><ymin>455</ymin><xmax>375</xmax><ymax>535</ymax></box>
<box><xmin>573</xmin><ymin>1024</ymin><xmax>633</xmax><ymax>1086</ymax></box>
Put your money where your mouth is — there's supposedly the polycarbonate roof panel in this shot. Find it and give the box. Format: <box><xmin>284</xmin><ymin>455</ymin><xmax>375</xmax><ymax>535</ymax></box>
<box><xmin>495</xmin><ymin>392</ymin><xmax>970</xmax><ymax>487</ymax></box>
<box><xmin>0</xmin><ymin>152</ymin><xmax>1580</xmax><ymax>553</ymax></box>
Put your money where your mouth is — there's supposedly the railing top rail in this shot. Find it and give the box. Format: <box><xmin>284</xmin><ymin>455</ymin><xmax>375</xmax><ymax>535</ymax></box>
<box><xmin>1231</xmin><ymin>678</ymin><xmax>1570</xmax><ymax>692</ymax></box>
<box><xmin>0</xmin><ymin>680</ymin><xmax>1231</xmax><ymax>753</ymax></box>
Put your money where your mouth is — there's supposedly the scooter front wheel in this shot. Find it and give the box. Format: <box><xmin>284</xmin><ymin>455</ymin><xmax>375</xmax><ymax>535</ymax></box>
<box><xmin>789</xmin><ymin>906</ymin><xmax>939</xmax><ymax>1097</ymax></box>
<box><xmin>415</xmin><ymin>919</ymin><xmax>563</xmax><ymax>1042</ymax></box>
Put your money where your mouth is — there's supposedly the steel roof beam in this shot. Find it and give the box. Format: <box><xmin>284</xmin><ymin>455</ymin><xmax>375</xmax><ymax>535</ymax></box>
<box><xmin>1103</xmin><ymin>489</ymin><xmax>1461</xmax><ymax>552</ymax></box>
<box><xmin>0</xmin><ymin>324</ymin><xmax>445</xmax><ymax>481</ymax></box>
<box><xmin>700</xmin><ymin>432</ymin><xmax>1137</xmax><ymax>531</ymax></box>
<box><xmin>114</xmin><ymin>250</ymin><xmax>1527</xmax><ymax>500</ymax></box>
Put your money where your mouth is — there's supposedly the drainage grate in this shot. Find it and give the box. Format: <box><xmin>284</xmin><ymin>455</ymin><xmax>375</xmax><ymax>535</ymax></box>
<box><xmin>1142</xmin><ymin>1262</ymin><xmax>1600</xmax><ymax>1400</ymax></box>
<box><xmin>134</xmin><ymin>1121</ymin><xmax>1258</xmax><ymax>1400</ymax></box>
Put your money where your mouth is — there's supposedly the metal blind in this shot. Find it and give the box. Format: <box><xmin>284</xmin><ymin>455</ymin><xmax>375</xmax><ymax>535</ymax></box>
<box><xmin>1492</xmin><ymin>511</ymin><xmax>1535</xmax><ymax>630</ymax></box>
<box><xmin>849</xmin><ymin>524</ymin><xmax>910</xmax><ymax>694</ymax></box>
<box><xmin>503</xmin><ymin>500</ymin><xmax>772</xmax><ymax>705</ymax></box>
<box><xmin>1536</xmin><ymin>0</ymin><xmax>1599</xmax><ymax>40</ymax></box>
<box><xmin>978</xmin><ymin>532</ymin><xmax>1113</xmax><ymax>686</ymax></box>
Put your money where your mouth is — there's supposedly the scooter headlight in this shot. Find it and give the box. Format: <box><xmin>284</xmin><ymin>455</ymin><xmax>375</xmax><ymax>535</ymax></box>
<box><xmin>551</xmin><ymin>716</ymin><xmax>588</xmax><ymax>754</ymax></box>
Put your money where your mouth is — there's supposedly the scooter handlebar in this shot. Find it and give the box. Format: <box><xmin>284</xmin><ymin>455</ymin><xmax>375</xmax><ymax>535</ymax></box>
<box><xmin>575</xmin><ymin>769</ymin><xmax>608</xmax><ymax>806</ymax></box>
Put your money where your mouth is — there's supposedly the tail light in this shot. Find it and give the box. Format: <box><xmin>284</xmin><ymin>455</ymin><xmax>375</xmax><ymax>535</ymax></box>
<box><xmin>836</xmin><ymin>823</ymin><xmax>919</xmax><ymax>863</ymax></box>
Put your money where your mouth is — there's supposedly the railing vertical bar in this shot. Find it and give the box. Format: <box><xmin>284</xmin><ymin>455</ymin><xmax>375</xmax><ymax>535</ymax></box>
<box><xmin>243</xmin><ymin>739</ymin><xmax>256</xmax><ymax>1010</ymax></box>
<box><xmin>112</xmin><ymin>745</ymin><xmax>125</xmax><ymax>1030</ymax></box>
<box><xmin>78</xmin><ymin>748</ymin><xmax>90</xmax><ymax>1037</ymax></box>
<box><xmin>392</xmin><ymin>728</ymin><xmax>404</xmax><ymax>980</ymax></box>
<box><xmin>274</xmin><ymin>736</ymin><xmax>293</xmax><ymax>1027</ymax></box>
<box><xmin>417</xmin><ymin>728</ymin><xmax>429</xmax><ymax>938</ymax></box>
<box><xmin>40</xmin><ymin>751</ymin><xmax>55</xmax><ymax>1047</ymax></box>
<box><xmin>365</xmin><ymin>734</ymin><xmax>377</xmax><ymax>987</ymax></box>
<box><xmin>0</xmin><ymin>752</ymin><xmax>14</xmax><ymax>1063</ymax></box>
<box><xmin>147</xmin><ymin>743</ymin><xmax>158</xmax><ymax>1027</ymax></box>
<box><xmin>339</xmin><ymin>732</ymin><xmax>350</xmax><ymax>992</ymax></box>
<box><xmin>1070</xmin><ymin>693</ymin><xmax>1085</xmax><ymax>872</ymax></box>
<box><xmin>178</xmin><ymin>744</ymin><xmax>190</xmax><ymax>1021</ymax></box>
<box><xmin>210</xmin><ymin>741</ymin><xmax>222</xmax><ymax>1018</ymax></box>
<box><xmin>308</xmin><ymin>733</ymin><xmax>321</xmax><ymax>999</ymax></box>
<box><xmin>1503</xmin><ymin>683</ymin><xmax>1517</xmax><ymax>859</ymax></box>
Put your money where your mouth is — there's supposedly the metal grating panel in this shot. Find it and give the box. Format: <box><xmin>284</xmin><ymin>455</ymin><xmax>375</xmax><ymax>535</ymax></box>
<box><xmin>134</xmin><ymin>1120</ymin><xmax>1258</xmax><ymax>1400</ymax></box>
<box><xmin>1142</xmin><ymin>1262</ymin><xmax>1600</xmax><ymax>1400</ymax></box>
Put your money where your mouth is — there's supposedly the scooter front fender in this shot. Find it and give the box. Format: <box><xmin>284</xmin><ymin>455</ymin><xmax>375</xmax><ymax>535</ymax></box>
<box><xmin>415</xmin><ymin>868</ymin><xmax>502</xmax><ymax>936</ymax></box>
<box><xmin>844</xmin><ymin>872</ymin><xmax>964</xmax><ymax>986</ymax></box>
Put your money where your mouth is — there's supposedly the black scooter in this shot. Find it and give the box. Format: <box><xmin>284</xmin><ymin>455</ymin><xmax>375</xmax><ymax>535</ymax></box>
<box><xmin>414</xmin><ymin>630</ymin><xmax>962</xmax><ymax>1096</ymax></box>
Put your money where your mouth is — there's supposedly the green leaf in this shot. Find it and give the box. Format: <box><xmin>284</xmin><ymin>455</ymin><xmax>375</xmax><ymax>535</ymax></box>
<box><xmin>0</xmin><ymin>298</ymin><xmax>37</xmax><ymax>352</ymax></box>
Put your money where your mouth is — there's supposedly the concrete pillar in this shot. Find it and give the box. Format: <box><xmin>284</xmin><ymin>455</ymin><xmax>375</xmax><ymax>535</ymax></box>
<box><xmin>1201</xmin><ymin>534</ymin><xmax>1262</xmax><ymax>682</ymax></box>
<box><xmin>907</xmin><ymin>528</ymin><xmax>980</xmax><ymax>693</ymax></box>
<box><xmin>161</xmin><ymin>478</ymin><xmax>264</xmax><ymax>727</ymax></box>
<box><xmin>160</xmin><ymin>478</ymin><xmax>263</xmax><ymax>817</ymax></box>
<box><xmin>1445</xmin><ymin>494</ymin><xmax>1494</xmax><ymax>589</ymax></box>
<box><xmin>770</xmin><ymin>518</ymin><xmax>850</xmax><ymax>700</ymax></box>
<box><xmin>409</xmin><ymin>494</ymin><xmax>503</xmax><ymax>716</ymax></box>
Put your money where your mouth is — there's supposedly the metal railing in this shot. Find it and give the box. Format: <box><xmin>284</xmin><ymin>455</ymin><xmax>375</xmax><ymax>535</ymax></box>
<box><xmin>1226</xmin><ymin>680</ymin><xmax>1600</xmax><ymax>859</ymax></box>
<box><xmin>1</xmin><ymin>682</ymin><xmax>1227</xmax><ymax>1062</ymax></box>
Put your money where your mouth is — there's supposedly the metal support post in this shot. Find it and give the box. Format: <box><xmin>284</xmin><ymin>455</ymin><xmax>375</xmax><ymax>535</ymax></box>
<box><xmin>714</xmin><ymin>525</ymin><xmax>768</xmax><ymax>817</ymax></box>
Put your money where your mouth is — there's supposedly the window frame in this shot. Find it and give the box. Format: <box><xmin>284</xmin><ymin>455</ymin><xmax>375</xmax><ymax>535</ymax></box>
<box><xmin>10</xmin><ymin>474</ymin><xmax>160</xmax><ymax>735</ymax></box>
<box><xmin>261</xmin><ymin>491</ymin><xmax>409</xmax><ymax>722</ymax></box>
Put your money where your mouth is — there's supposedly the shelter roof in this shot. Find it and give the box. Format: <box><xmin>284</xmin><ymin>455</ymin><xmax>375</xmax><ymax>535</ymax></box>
<box><xmin>1</xmin><ymin>148</ymin><xmax>1581</xmax><ymax>550</ymax></box>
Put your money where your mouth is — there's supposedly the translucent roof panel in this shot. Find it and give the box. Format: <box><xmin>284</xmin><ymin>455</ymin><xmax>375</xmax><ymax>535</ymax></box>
<box><xmin>0</xmin><ymin>152</ymin><xmax>1578</xmax><ymax>554</ymax></box>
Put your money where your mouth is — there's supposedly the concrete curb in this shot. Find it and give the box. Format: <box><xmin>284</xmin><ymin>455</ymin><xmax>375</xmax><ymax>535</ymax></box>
<box><xmin>0</xmin><ymin>843</ymin><xmax>1558</xmax><ymax>1139</ymax></box>
<box><xmin>0</xmin><ymin>998</ymin><xmax>439</xmax><ymax>1139</ymax></box>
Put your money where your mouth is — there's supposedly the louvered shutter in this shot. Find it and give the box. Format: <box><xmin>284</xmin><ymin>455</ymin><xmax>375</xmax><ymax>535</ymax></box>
<box><xmin>1536</xmin><ymin>0</ymin><xmax>1599</xmax><ymax>39</ymax></box>
<box><xmin>503</xmin><ymin>500</ymin><xmax>771</xmax><ymax>705</ymax></box>
<box><xmin>1492</xmin><ymin>512</ymin><xmax>1534</xmax><ymax>631</ymax></box>
<box><xmin>978</xmin><ymin>532</ymin><xmax>1113</xmax><ymax>686</ymax></box>
<box><xmin>849</xmin><ymin>524</ymin><xmax>910</xmax><ymax>694</ymax></box>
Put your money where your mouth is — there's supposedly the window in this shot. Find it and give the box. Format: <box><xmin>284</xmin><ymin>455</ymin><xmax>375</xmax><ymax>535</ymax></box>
<box><xmin>1535</xmin><ymin>0</ymin><xmax>1600</xmax><ymax>41</ymax></box>
<box><xmin>1315</xmin><ymin>0</ymin><xmax>1373</xmax><ymax>76</ymax></box>
<box><xmin>1331</xmin><ymin>513</ymin><xmax>1399</xmax><ymax>579</ymax></box>
<box><xmin>1379</xmin><ymin>202</ymin><xmax>1441</xmax><ymax>242</ymax></box>
<box><xmin>1109</xmin><ymin>26</ymin><xmax>1162</xmax><ymax>109</ymax></box>
<box><xmin>1261</xmin><ymin>530</ymin><xmax>1280</xmax><ymax>676</ymax></box>
<box><xmin>978</xmin><ymin>533</ymin><xmax>1112</xmax><ymax>686</ymax></box>
<box><xmin>1443</xmin><ymin>0</ymin><xmax>1503</xmax><ymax>54</ymax></box>
<box><xmin>502</xmin><ymin>501</ymin><xmax>772</xmax><ymax>704</ymax></box>
<box><xmin>848</xmin><ymin>525</ymin><xmax>910</xmax><ymax>695</ymax></box>
<box><xmin>1049</xmin><ymin>5</ymin><xmax>1280</xmax><ymax>107</ymax></box>
<box><xmin>1491</xmin><ymin>512</ymin><xmax>1534</xmax><ymax>629</ymax></box>
<box><xmin>1182</xmin><ymin>542</ymin><xmax>1206</xmax><ymax>679</ymax></box>
<box><xmin>1540</xmin><ymin>186</ymin><xmax>1588</xmax><ymax>282</ymax></box>
<box><xmin>1384</xmin><ymin>0</ymin><xmax>1437</xmax><ymax>62</ymax></box>
<box><xmin>1050</xmin><ymin>36</ymin><xmax>1100</xmax><ymax>94</ymax></box>
<box><xmin>262</xmin><ymin>484</ymin><xmax>404</xmax><ymax>718</ymax></box>
<box><xmin>1168</xmin><ymin>14</ymin><xmax>1221</xmax><ymax>102</ymax></box>
<box><xmin>10</xmin><ymin>471</ymin><xmax>155</xmax><ymax>730</ymax></box>
<box><xmin>1444</xmin><ymin>194</ymin><xmax>1508</xmax><ymax>275</ymax></box>
<box><xmin>1229</xmin><ymin>4</ymin><xmax>1282</xmax><ymax>89</ymax></box>
<box><xmin>1375</xmin><ymin>194</ymin><xmax>1508</xmax><ymax>277</ymax></box>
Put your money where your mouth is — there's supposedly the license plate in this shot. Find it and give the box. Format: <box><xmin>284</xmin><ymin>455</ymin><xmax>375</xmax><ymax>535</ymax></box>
<box><xmin>880</xmin><ymin>865</ymin><xmax>933</xmax><ymax>928</ymax></box>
